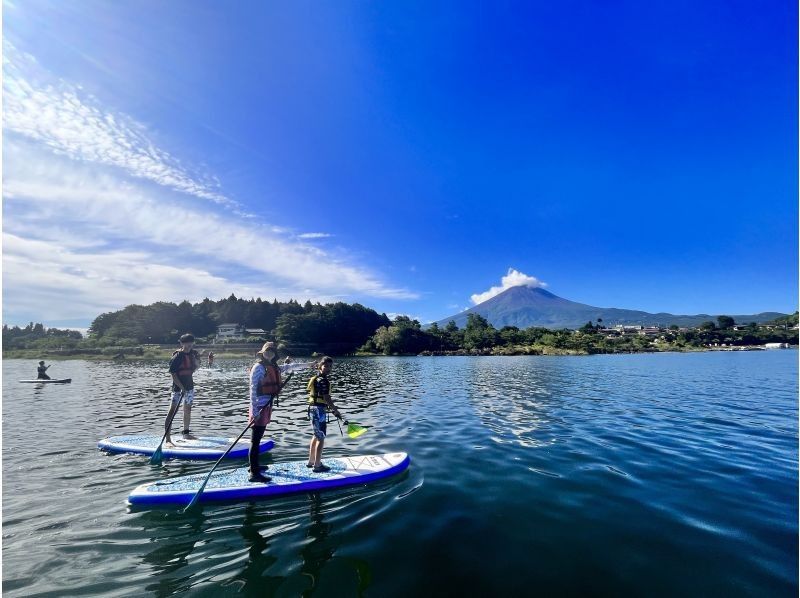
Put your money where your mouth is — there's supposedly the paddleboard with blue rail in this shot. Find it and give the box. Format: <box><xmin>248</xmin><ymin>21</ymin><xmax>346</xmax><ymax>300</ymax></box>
<box><xmin>19</xmin><ymin>378</ymin><xmax>72</xmax><ymax>384</ymax></box>
<box><xmin>98</xmin><ymin>435</ymin><xmax>274</xmax><ymax>460</ymax></box>
<box><xmin>128</xmin><ymin>452</ymin><xmax>410</xmax><ymax>506</ymax></box>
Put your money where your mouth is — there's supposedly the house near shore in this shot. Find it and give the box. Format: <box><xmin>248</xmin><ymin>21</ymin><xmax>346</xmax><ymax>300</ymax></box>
<box><xmin>215</xmin><ymin>324</ymin><xmax>268</xmax><ymax>342</ymax></box>
<box><xmin>639</xmin><ymin>327</ymin><xmax>662</xmax><ymax>336</ymax></box>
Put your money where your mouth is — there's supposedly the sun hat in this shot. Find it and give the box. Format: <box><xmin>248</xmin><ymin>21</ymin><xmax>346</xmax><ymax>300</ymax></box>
<box><xmin>257</xmin><ymin>341</ymin><xmax>277</xmax><ymax>356</ymax></box>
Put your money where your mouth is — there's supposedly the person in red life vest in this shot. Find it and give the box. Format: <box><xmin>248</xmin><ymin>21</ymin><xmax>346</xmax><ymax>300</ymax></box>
<box><xmin>248</xmin><ymin>341</ymin><xmax>294</xmax><ymax>483</ymax></box>
<box><xmin>164</xmin><ymin>333</ymin><xmax>200</xmax><ymax>445</ymax></box>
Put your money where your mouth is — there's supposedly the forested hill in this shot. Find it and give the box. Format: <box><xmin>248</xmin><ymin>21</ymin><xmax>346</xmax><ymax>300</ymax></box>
<box><xmin>87</xmin><ymin>295</ymin><xmax>391</xmax><ymax>354</ymax></box>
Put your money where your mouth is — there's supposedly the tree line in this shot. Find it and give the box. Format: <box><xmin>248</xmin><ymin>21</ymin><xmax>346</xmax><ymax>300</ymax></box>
<box><xmin>85</xmin><ymin>295</ymin><xmax>391</xmax><ymax>354</ymax></box>
<box><xmin>360</xmin><ymin>313</ymin><xmax>799</xmax><ymax>355</ymax></box>
<box><xmin>4</xmin><ymin>298</ymin><xmax>797</xmax><ymax>356</ymax></box>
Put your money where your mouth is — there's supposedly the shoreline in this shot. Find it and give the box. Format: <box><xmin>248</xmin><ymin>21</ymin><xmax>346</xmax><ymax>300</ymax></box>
<box><xmin>3</xmin><ymin>344</ymin><xmax>792</xmax><ymax>361</ymax></box>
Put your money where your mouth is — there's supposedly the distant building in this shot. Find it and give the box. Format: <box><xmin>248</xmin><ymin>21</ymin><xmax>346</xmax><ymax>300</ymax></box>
<box><xmin>765</xmin><ymin>342</ymin><xmax>789</xmax><ymax>349</ymax></box>
<box><xmin>216</xmin><ymin>323</ymin><xmax>244</xmax><ymax>339</ymax></box>
<box><xmin>599</xmin><ymin>328</ymin><xmax>620</xmax><ymax>336</ymax></box>
<box><xmin>614</xmin><ymin>325</ymin><xmax>643</xmax><ymax>335</ymax></box>
<box><xmin>216</xmin><ymin>324</ymin><xmax>269</xmax><ymax>342</ymax></box>
<box><xmin>639</xmin><ymin>327</ymin><xmax>661</xmax><ymax>336</ymax></box>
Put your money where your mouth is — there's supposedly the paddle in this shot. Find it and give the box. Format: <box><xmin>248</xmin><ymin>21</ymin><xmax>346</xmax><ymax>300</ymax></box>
<box><xmin>334</xmin><ymin>415</ymin><xmax>367</xmax><ymax>439</ymax></box>
<box><xmin>344</xmin><ymin>421</ymin><xmax>368</xmax><ymax>439</ymax></box>
<box><xmin>150</xmin><ymin>391</ymin><xmax>184</xmax><ymax>465</ymax></box>
<box><xmin>183</xmin><ymin>372</ymin><xmax>293</xmax><ymax>512</ymax></box>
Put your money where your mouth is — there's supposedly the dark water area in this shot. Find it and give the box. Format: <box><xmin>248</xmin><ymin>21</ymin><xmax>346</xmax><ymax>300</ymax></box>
<box><xmin>2</xmin><ymin>351</ymin><xmax>797</xmax><ymax>596</ymax></box>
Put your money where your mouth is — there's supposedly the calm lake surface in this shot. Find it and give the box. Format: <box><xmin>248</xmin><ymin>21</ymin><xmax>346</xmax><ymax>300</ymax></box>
<box><xmin>2</xmin><ymin>351</ymin><xmax>797</xmax><ymax>596</ymax></box>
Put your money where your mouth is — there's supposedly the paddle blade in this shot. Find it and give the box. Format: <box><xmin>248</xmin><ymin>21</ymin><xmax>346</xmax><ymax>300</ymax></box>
<box><xmin>183</xmin><ymin>492</ymin><xmax>201</xmax><ymax>512</ymax></box>
<box><xmin>149</xmin><ymin>445</ymin><xmax>164</xmax><ymax>465</ymax></box>
<box><xmin>346</xmin><ymin>423</ymin><xmax>367</xmax><ymax>439</ymax></box>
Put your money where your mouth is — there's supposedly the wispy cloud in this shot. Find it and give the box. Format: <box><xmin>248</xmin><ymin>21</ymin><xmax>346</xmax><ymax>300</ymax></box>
<box><xmin>4</xmin><ymin>139</ymin><xmax>419</xmax><ymax>297</ymax></box>
<box><xmin>3</xmin><ymin>40</ymin><xmax>237</xmax><ymax>211</ymax></box>
<box><xmin>470</xmin><ymin>268</ymin><xmax>547</xmax><ymax>304</ymax></box>
<box><xmin>2</xmin><ymin>43</ymin><xmax>418</xmax><ymax>325</ymax></box>
<box><xmin>298</xmin><ymin>232</ymin><xmax>332</xmax><ymax>239</ymax></box>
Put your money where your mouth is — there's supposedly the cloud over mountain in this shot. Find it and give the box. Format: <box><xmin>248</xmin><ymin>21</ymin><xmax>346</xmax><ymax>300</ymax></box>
<box><xmin>470</xmin><ymin>268</ymin><xmax>547</xmax><ymax>305</ymax></box>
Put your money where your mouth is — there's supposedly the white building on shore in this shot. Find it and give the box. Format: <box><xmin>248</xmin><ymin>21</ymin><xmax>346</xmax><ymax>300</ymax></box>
<box><xmin>215</xmin><ymin>324</ymin><xmax>268</xmax><ymax>342</ymax></box>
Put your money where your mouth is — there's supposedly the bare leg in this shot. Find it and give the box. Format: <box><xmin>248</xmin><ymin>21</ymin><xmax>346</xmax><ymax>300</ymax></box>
<box><xmin>182</xmin><ymin>404</ymin><xmax>195</xmax><ymax>438</ymax></box>
<box><xmin>313</xmin><ymin>439</ymin><xmax>324</xmax><ymax>467</ymax></box>
<box><xmin>308</xmin><ymin>437</ymin><xmax>317</xmax><ymax>466</ymax></box>
<box><xmin>164</xmin><ymin>402</ymin><xmax>180</xmax><ymax>445</ymax></box>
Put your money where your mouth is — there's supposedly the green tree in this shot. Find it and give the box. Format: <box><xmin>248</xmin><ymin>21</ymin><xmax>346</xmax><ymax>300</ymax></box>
<box><xmin>717</xmin><ymin>315</ymin><xmax>735</xmax><ymax>330</ymax></box>
<box><xmin>444</xmin><ymin>320</ymin><xmax>464</xmax><ymax>348</ymax></box>
<box><xmin>463</xmin><ymin>314</ymin><xmax>498</xmax><ymax>350</ymax></box>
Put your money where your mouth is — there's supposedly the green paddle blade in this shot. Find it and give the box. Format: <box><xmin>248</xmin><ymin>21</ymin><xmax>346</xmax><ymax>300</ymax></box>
<box><xmin>150</xmin><ymin>443</ymin><xmax>164</xmax><ymax>465</ymax></box>
<box><xmin>346</xmin><ymin>422</ymin><xmax>367</xmax><ymax>439</ymax></box>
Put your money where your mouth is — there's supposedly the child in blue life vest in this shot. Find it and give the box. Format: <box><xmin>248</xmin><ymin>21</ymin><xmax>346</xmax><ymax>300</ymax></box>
<box><xmin>248</xmin><ymin>341</ymin><xmax>294</xmax><ymax>483</ymax></box>
<box><xmin>306</xmin><ymin>356</ymin><xmax>343</xmax><ymax>473</ymax></box>
<box><xmin>164</xmin><ymin>333</ymin><xmax>200</xmax><ymax>445</ymax></box>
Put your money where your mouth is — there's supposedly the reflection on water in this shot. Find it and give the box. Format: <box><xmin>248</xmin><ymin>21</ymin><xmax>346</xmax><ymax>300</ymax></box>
<box><xmin>2</xmin><ymin>352</ymin><xmax>797</xmax><ymax>596</ymax></box>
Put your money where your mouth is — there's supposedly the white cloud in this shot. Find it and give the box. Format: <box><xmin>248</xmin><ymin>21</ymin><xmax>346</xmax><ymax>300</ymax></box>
<box><xmin>2</xmin><ymin>39</ymin><xmax>238</xmax><ymax>211</ymax></box>
<box><xmin>298</xmin><ymin>232</ymin><xmax>332</xmax><ymax>239</ymax></box>
<box><xmin>470</xmin><ymin>268</ymin><xmax>547</xmax><ymax>305</ymax></box>
<box><xmin>3</xmin><ymin>141</ymin><xmax>419</xmax><ymax>298</ymax></box>
<box><xmin>1</xmin><ymin>42</ymin><xmax>419</xmax><ymax>325</ymax></box>
<box><xmin>2</xmin><ymin>232</ymin><xmax>355</xmax><ymax>323</ymax></box>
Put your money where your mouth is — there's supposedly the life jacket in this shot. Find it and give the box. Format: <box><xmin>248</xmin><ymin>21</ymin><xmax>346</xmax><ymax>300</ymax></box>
<box><xmin>258</xmin><ymin>363</ymin><xmax>281</xmax><ymax>396</ymax></box>
<box><xmin>307</xmin><ymin>374</ymin><xmax>329</xmax><ymax>406</ymax></box>
<box><xmin>174</xmin><ymin>351</ymin><xmax>195</xmax><ymax>376</ymax></box>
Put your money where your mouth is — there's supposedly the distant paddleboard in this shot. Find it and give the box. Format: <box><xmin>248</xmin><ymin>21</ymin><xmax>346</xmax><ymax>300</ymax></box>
<box><xmin>128</xmin><ymin>452</ymin><xmax>410</xmax><ymax>506</ymax></box>
<box><xmin>19</xmin><ymin>378</ymin><xmax>72</xmax><ymax>384</ymax></box>
<box><xmin>98</xmin><ymin>435</ymin><xmax>273</xmax><ymax>460</ymax></box>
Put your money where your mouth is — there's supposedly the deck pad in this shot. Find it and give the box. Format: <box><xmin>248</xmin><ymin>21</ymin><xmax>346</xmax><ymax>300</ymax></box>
<box><xmin>98</xmin><ymin>434</ymin><xmax>273</xmax><ymax>460</ymax></box>
<box><xmin>128</xmin><ymin>452</ymin><xmax>410</xmax><ymax>505</ymax></box>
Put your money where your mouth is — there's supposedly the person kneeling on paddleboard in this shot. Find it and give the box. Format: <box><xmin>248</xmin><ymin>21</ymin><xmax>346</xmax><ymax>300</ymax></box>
<box><xmin>37</xmin><ymin>360</ymin><xmax>51</xmax><ymax>380</ymax></box>
<box><xmin>307</xmin><ymin>356</ymin><xmax>343</xmax><ymax>473</ymax></box>
<box><xmin>248</xmin><ymin>342</ymin><xmax>293</xmax><ymax>483</ymax></box>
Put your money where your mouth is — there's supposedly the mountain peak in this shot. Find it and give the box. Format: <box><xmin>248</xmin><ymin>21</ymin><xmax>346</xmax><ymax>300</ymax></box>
<box><xmin>435</xmin><ymin>287</ymin><xmax>785</xmax><ymax>329</ymax></box>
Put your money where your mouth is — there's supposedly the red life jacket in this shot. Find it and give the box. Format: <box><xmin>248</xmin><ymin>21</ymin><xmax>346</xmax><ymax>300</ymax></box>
<box><xmin>258</xmin><ymin>363</ymin><xmax>281</xmax><ymax>395</ymax></box>
<box><xmin>175</xmin><ymin>351</ymin><xmax>195</xmax><ymax>376</ymax></box>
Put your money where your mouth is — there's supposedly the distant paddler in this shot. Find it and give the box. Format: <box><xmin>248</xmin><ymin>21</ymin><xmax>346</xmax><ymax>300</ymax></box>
<box><xmin>37</xmin><ymin>360</ymin><xmax>51</xmax><ymax>380</ymax></box>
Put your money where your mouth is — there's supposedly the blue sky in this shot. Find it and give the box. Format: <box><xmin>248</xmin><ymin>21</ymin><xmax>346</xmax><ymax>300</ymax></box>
<box><xmin>3</xmin><ymin>0</ymin><xmax>797</xmax><ymax>329</ymax></box>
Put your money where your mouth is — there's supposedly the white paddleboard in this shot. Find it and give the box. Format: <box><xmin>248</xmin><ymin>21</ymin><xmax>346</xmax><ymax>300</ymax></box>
<box><xmin>128</xmin><ymin>452</ymin><xmax>410</xmax><ymax>506</ymax></box>
<box><xmin>98</xmin><ymin>434</ymin><xmax>274</xmax><ymax>460</ymax></box>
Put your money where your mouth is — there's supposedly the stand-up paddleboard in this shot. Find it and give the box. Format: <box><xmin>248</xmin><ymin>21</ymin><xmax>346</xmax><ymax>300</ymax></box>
<box><xmin>19</xmin><ymin>378</ymin><xmax>72</xmax><ymax>384</ymax></box>
<box><xmin>98</xmin><ymin>435</ymin><xmax>274</xmax><ymax>460</ymax></box>
<box><xmin>128</xmin><ymin>452</ymin><xmax>410</xmax><ymax>506</ymax></box>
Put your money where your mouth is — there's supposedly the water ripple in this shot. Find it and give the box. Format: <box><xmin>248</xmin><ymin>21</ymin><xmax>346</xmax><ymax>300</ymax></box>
<box><xmin>2</xmin><ymin>352</ymin><xmax>797</xmax><ymax>596</ymax></box>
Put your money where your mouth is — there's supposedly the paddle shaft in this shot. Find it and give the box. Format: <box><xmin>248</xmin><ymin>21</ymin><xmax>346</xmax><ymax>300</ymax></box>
<box><xmin>183</xmin><ymin>372</ymin><xmax>293</xmax><ymax>511</ymax></box>
<box><xmin>150</xmin><ymin>391</ymin><xmax>184</xmax><ymax>464</ymax></box>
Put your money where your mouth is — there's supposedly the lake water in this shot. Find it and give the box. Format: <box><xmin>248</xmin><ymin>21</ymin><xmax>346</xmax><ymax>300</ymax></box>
<box><xmin>2</xmin><ymin>351</ymin><xmax>797</xmax><ymax>596</ymax></box>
